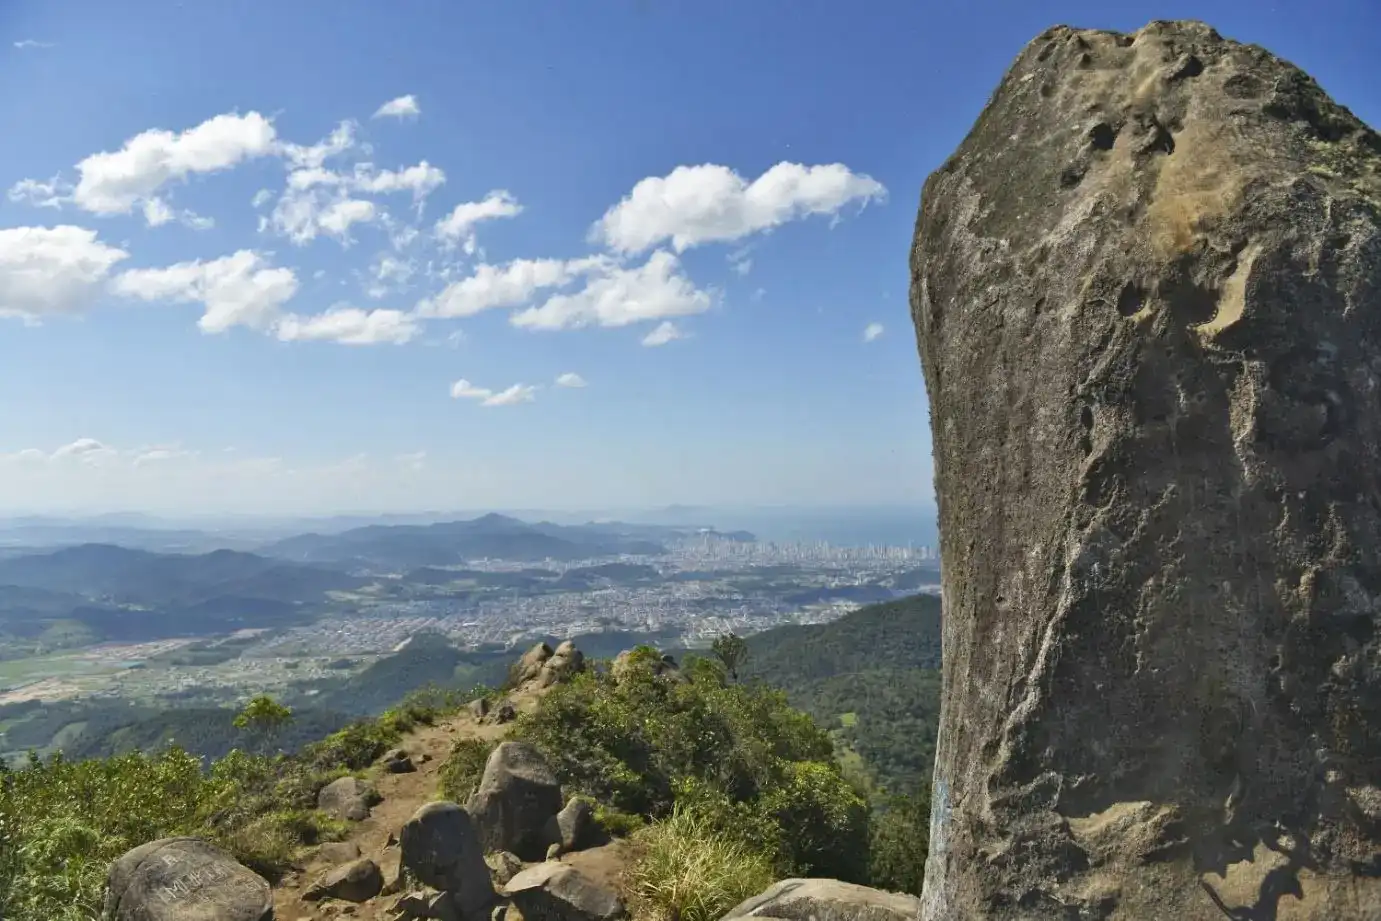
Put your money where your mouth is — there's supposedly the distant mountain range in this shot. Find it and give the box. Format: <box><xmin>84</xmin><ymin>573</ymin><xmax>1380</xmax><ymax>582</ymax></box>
<box><xmin>258</xmin><ymin>513</ymin><xmax>679</xmax><ymax>568</ymax></box>
<box><xmin>0</xmin><ymin>544</ymin><xmax>363</xmax><ymax>652</ymax></box>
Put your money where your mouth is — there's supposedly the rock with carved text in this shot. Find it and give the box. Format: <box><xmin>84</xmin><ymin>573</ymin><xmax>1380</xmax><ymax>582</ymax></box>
<box><xmin>103</xmin><ymin>837</ymin><xmax>272</xmax><ymax>921</ymax></box>
<box><xmin>911</xmin><ymin>18</ymin><xmax>1381</xmax><ymax>921</ymax></box>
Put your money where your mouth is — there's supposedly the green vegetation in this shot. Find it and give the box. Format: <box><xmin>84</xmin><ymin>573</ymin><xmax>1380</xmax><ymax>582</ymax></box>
<box><xmin>626</xmin><ymin>804</ymin><xmax>775</xmax><ymax>921</ymax></box>
<box><xmin>506</xmin><ymin>647</ymin><xmax>870</xmax><ymax>883</ymax></box>
<box><xmin>0</xmin><ymin>686</ymin><xmax>469</xmax><ymax>921</ymax></box>
<box><xmin>741</xmin><ymin>594</ymin><xmax>943</xmax><ymax>796</ymax></box>
<box><xmin>436</xmin><ymin>736</ymin><xmax>496</xmax><ymax>803</ymax></box>
<box><xmin>233</xmin><ymin>695</ymin><xmax>293</xmax><ymax>749</ymax></box>
<box><xmin>711</xmin><ymin>632</ymin><xmax>748</xmax><ymax>681</ymax></box>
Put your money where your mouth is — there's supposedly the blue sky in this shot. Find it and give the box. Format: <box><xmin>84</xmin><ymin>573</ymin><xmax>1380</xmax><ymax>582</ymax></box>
<box><xmin>0</xmin><ymin>0</ymin><xmax>1377</xmax><ymax>516</ymax></box>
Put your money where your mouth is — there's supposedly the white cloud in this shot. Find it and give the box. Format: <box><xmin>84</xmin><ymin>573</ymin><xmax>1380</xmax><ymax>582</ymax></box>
<box><xmin>0</xmin><ymin>225</ymin><xmax>129</xmax><ymax>320</ymax></box>
<box><xmin>251</xmin><ymin>188</ymin><xmax>274</xmax><ymax>208</ymax></box>
<box><xmin>373</xmin><ymin>95</ymin><xmax>421</xmax><ymax>119</ymax></box>
<box><xmin>132</xmin><ymin>446</ymin><xmax>197</xmax><ymax>466</ymax></box>
<box><xmin>395</xmin><ymin>450</ymin><xmax>427</xmax><ymax>471</ymax></box>
<box><xmin>280</xmin><ymin>120</ymin><xmax>356</xmax><ymax>171</ymax></box>
<box><xmin>142</xmin><ymin>198</ymin><xmax>174</xmax><ymax>227</ymax></box>
<box><xmin>354</xmin><ymin>161</ymin><xmax>445</xmax><ymax>201</ymax></box>
<box><xmin>450</xmin><ymin>379</ymin><xmax>538</xmax><ymax>407</ymax></box>
<box><xmin>555</xmin><ymin>372</ymin><xmax>587</xmax><ymax>388</ymax></box>
<box><xmin>275</xmin><ymin>305</ymin><xmax>418</xmax><ymax>345</ymax></box>
<box><xmin>511</xmin><ymin>250</ymin><xmax>712</xmax><ymax>331</ymax></box>
<box><xmin>13</xmin><ymin>39</ymin><xmax>55</xmax><ymax>50</ymax></box>
<box><xmin>435</xmin><ymin>190</ymin><xmax>522</xmax><ymax>253</ymax></box>
<box><xmin>366</xmin><ymin>254</ymin><xmax>416</xmax><ymax>298</ymax></box>
<box><xmin>416</xmin><ymin>255</ymin><xmax>610</xmax><ymax>320</ymax></box>
<box><xmin>51</xmin><ymin>438</ymin><xmax>116</xmax><ymax>464</ymax></box>
<box><xmin>594</xmin><ymin>161</ymin><xmax>886</xmax><ymax>253</ymax></box>
<box><xmin>484</xmin><ymin>384</ymin><xmax>538</xmax><ymax>406</ymax></box>
<box><xmin>110</xmin><ymin>250</ymin><xmax>299</xmax><ymax>333</ymax></box>
<box><xmin>641</xmin><ymin>321</ymin><xmax>685</xmax><ymax>347</ymax></box>
<box><xmin>269</xmin><ymin>189</ymin><xmax>377</xmax><ymax>246</ymax></box>
<box><xmin>863</xmin><ymin>321</ymin><xmax>884</xmax><ymax>343</ymax></box>
<box><xmin>450</xmin><ymin>379</ymin><xmax>490</xmax><ymax>400</ymax></box>
<box><xmin>69</xmin><ymin>111</ymin><xmax>277</xmax><ymax>216</ymax></box>
<box><xmin>8</xmin><ymin>176</ymin><xmax>66</xmax><ymax>208</ymax></box>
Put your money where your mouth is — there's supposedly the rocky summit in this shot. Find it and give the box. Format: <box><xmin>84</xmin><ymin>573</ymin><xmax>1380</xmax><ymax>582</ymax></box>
<box><xmin>912</xmin><ymin>18</ymin><xmax>1381</xmax><ymax>921</ymax></box>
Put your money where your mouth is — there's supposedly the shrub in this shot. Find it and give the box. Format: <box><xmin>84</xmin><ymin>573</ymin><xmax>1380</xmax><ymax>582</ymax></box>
<box><xmin>511</xmin><ymin>647</ymin><xmax>869</xmax><ymax>882</ymax></box>
<box><xmin>626</xmin><ymin>805</ymin><xmax>775</xmax><ymax>921</ymax></box>
<box><xmin>437</xmin><ymin>737</ymin><xmax>497</xmax><ymax>803</ymax></box>
<box><xmin>867</xmin><ymin>789</ymin><xmax>931</xmax><ymax>896</ymax></box>
<box><xmin>593</xmin><ymin>803</ymin><xmax>646</xmax><ymax>839</ymax></box>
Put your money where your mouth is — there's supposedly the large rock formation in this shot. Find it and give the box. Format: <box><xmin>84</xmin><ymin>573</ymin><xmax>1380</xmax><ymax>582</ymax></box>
<box><xmin>912</xmin><ymin>19</ymin><xmax>1381</xmax><ymax>921</ymax></box>
<box><xmin>399</xmin><ymin>801</ymin><xmax>496</xmax><ymax>917</ymax></box>
<box><xmin>102</xmin><ymin>837</ymin><xmax>272</xmax><ymax>921</ymax></box>
<box><xmin>721</xmin><ymin>879</ymin><xmax>921</xmax><ymax>921</ymax></box>
<box><xmin>468</xmin><ymin>741</ymin><xmax>565</xmax><ymax>861</ymax></box>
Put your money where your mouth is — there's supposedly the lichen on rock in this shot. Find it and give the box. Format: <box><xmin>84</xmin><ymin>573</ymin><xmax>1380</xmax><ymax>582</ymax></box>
<box><xmin>911</xmin><ymin>18</ymin><xmax>1381</xmax><ymax>921</ymax></box>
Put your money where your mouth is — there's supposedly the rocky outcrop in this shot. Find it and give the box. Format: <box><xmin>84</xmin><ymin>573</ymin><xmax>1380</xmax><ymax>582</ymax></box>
<box><xmin>610</xmin><ymin>649</ymin><xmax>683</xmax><ymax>684</ymax></box>
<box><xmin>911</xmin><ymin>18</ymin><xmax>1381</xmax><ymax>921</ymax></box>
<box><xmin>317</xmin><ymin>775</ymin><xmax>381</xmax><ymax>821</ymax></box>
<box><xmin>468</xmin><ymin>741</ymin><xmax>565</xmax><ymax>861</ymax></box>
<box><xmin>502</xmin><ymin>862</ymin><xmax>626</xmax><ymax>921</ymax></box>
<box><xmin>103</xmin><ymin>837</ymin><xmax>272</xmax><ymax>921</ymax></box>
<box><xmin>399</xmin><ymin>801</ymin><xmax>496</xmax><ymax>917</ymax></box>
<box><xmin>303</xmin><ymin>856</ymin><xmax>383</xmax><ymax>903</ymax></box>
<box><xmin>510</xmin><ymin>640</ymin><xmax>588</xmax><ymax>692</ymax></box>
<box><xmin>721</xmin><ymin>879</ymin><xmax>921</xmax><ymax>921</ymax></box>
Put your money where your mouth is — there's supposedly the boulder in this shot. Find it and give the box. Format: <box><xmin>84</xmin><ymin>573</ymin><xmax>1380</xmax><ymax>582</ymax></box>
<box><xmin>511</xmin><ymin>642</ymin><xmax>553</xmax><ymax>685</ymax></box>
<box><xmin>317</xmin><ymin>776</ymin><xmax>381</xmax><ymax>822</ymax></box>
<box><xmin>721</xmin><ymin>879</ymin><xmax>920</xmax><ymax>921</ymax></box>
<box><xmin>488</xmin><ymin>700</ymin><xmax>518</xmax><ymax>725</ymax></box>
<box><xmin>102</xmin><ymin>837</ymin><xmax>272</xmax><ymax>921</ymax></box>
<box><xmin>303</xmin><ymin>857</ymin><xmax>383</xmax><ymax>903</ymax></box>
<box><xmin>315</xmin><ymin>841</ymin><xmax>362</xmax><ymax>865</ymax></box>
<box><xmin>383</xmin><ymin>748</ymin><xmax>417</xmax><ymax>774</ymax></box>
<box><xmin>911</xmin><ymin>18</ymin><xmax>1381</xmax><ymax>921</ymax></box>
<box><xmin>399</xmin><ymin>801</ymin><xmax>495</xmax><ymax>917</ymax></box>
<box><xmin>544</xmin><ymin>798</ymin><xmax>598</xmax><ymax>854</ymax></box>
<box><xmin>391</xmin><ymin>888</ymin><xmax>460</xmax><ymax>921</ymax></box>
<box><xmin>467</xmin><ymin>741</ymin><xmax>564</xmax><ymax>860</ymax></box>
<box><xmin>502</xmin><ymin>862</ymin><xmax>625</xmax><ymax>921</ymax></box>
<box><xmin>485</xmin><ymin>851</ymin><xmax>526</xmax><ymax>887</ymax></box>
<box><xmin>469</xmin><ymin>697</ymin><xmax>491</xmax><ymax>720</ymax></box>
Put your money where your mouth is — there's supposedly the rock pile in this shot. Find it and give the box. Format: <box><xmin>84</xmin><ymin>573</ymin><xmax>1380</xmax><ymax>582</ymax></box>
<box><xmin>912</xmin><ymin>17</ymin><xmax>1381</xmax><ymax>921</ymax></box>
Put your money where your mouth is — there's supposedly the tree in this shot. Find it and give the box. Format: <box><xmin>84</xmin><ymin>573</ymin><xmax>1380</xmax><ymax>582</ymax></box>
<box><xmin>711</xmin><ymin>633</ymin><xmax>749</xmax><ymax>681</ymax></box>
<box><xmin>232</xmin><ymin>695</ymin><xmax>292</xmax><ymax>752</ymax></box>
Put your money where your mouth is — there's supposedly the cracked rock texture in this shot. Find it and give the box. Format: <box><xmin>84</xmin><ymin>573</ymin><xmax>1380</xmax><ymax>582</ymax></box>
<box><xmin>910</xmin><ymin>19</ymin><xmax>1381</xmax><ymax>921</ymax></box>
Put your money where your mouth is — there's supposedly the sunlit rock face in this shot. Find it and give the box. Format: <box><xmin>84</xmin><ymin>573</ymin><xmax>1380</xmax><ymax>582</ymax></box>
<box><xmin>910</xmin><ymin>18</ymin><xmax>1381</xmax><ymax>921</ymax></box>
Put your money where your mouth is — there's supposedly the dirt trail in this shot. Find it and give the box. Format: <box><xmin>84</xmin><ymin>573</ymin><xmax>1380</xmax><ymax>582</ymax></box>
<box><xmin>272</xmin><ymin>691</ymin><xmax>628</xmax><ymax>920</ymax></box>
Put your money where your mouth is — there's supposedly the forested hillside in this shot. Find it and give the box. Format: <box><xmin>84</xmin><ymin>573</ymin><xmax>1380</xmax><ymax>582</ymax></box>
<box><xmin>741</xmin><ymin>594</ymin><xmax>942</xmax><ymax>795</ymax></box>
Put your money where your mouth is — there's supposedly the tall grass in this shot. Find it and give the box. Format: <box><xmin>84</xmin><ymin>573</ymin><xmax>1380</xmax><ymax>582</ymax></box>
<box><xmin>626</xmin><ymin>805</ymin><xmax>775</xmax><ymax>921</ymax></box>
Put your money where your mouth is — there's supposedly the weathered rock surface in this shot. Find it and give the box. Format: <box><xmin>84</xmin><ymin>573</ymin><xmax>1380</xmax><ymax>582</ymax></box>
<box><xmin>315</xmin><ymin>840</ymin><xmax>362</xmax><ymax>865</ymax></box>
<box><xmin>399</xmin><ymin>801</ymin><xmax>496</xmax><ymax>917</ymax></box>
<box><xmin>103</xmin><ymin>837</ymin><xmax>272</xmax><ymax>921</ymax></box>
<box><xmin>720</xmin><ymin>879</ymin><xmax>921</xmax><ymax>921</ymax></box>
<box><xmin>911</xmin><ymin>18</ymin><xmax>1381</xmax><ymax>921</ymax></box>
<box><xmin>303</xmin><ymin>856</ymin><xmax>382</xmax><ymax>903</ymax></box>
<box><xmin>317</xmin><ymin>776</ymin><xmax>381</xmax><ymax>822</ymax></box>
<box><xmin>544</xmin><ymin>797</ymin><xmax>599</xmax><ymax>854</ymax></box>
<box><xmin>485</xmin><ymin>850</ymin><xmax>526</xmax><ymax>887</ymax></box>
<box><xmin>383</xmin><ymin>747</ymin><xmax>418</xmax><ymax>774</ymax></box>
<box><xmin>502</xmin><ymin>862</ymin><xmax>626</xmax><ymax>921</ymax></box>
<box><xmin>468</xmin><ymin>741</ymin><xmax>565</xmax><ymax>861</ymax></box>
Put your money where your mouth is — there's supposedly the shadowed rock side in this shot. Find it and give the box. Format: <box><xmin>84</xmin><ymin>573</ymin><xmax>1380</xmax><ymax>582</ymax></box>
<box><xmin>910</xmin><ymin>18</ymin><xmax>1381</xmax><ymax>921</ymax></box>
